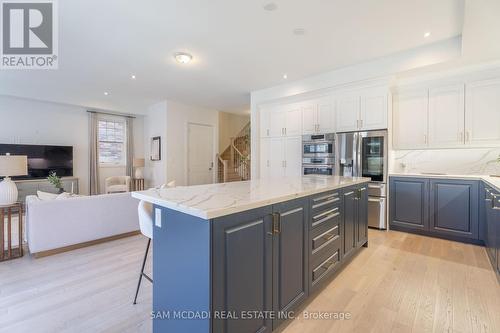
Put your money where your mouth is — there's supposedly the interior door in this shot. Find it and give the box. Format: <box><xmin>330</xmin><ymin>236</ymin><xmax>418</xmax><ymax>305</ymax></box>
<box><xmin>187</xmin><ymin>123</ymin><xmax>214</xmax><ymax>185</ymax></box>
<box><xmin>392</xmin><ymin>89</ymin><xmax>429</xmax><ymax>149</ymax></box>
<box><xmin>465</xmin><ymin>78</ymin><xmax>500</xmax><ymax>146</ymax></box>
<box><xmin>428</xmin><ymin>84</ymin><xmax>465</xmax><ymax>148</ymax></box>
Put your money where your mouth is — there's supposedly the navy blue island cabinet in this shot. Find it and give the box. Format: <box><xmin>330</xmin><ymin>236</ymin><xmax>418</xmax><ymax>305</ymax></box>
<box><xmin>150</xmin><ymin>183</ymin><xmax>369</xmax><ymax>333</ymax></box>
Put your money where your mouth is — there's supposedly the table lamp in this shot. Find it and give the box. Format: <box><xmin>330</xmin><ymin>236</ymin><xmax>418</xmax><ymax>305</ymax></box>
<box><xmin>0</xmin><ymin>154</ymin><xmax>28</xmax><ymax>205</ymax></box>
<box><xmin>133</xmin><ymin>158</ymin><xmax>145</xmax><ymax>179</ymax></box>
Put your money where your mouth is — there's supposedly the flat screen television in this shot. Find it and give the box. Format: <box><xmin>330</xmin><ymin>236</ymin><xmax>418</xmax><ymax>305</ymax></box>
<box><xmin>0</xmin><ymin>144</ymin><xmax>73</xmax><ymax>180</ymax></box>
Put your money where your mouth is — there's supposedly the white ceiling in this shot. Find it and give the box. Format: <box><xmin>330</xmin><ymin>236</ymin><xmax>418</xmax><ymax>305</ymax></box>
<box><xmin>0</xmin><ymin>0</ymin><xmax>464</xmax><ymax>114</ymax></box>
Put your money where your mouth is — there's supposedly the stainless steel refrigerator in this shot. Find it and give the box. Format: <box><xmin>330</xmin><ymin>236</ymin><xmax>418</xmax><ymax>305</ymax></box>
<box><xmin>336</xmin><ymin>130</ymin><xmax>388</xmax><ymax>229</ymax></box>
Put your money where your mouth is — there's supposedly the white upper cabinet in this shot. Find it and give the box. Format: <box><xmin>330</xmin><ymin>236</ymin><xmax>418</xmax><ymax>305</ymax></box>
<box><xmin>360</xmin><ymin>89</ymin><xmax>388</xmax><ymax>130</ymax></box>
<box><xmin>259</xmin><ymin>107</ymin><xmax>271</xmax><ymax>138</ymax></box>
<box><xmin>428</xmin><ymin>84</ymin><xmax>465</xmax><ymax>148</ymax></box>
<box><xmin>336</xmin><ymin>88</ymin><xmax>388</xmax><ymax>132</ymax></box>
<box><xmin>284</xmin><ymin>104</ymin><xmax>302</xmax><ymax>136</ymax></box>
<box><xmin>284</xmin><ymin>136</ymin><xmax>303</xmax><ymax>177</ymax></box>
<box><xmin>301</xmin><ymin>101</ymin><xmax>317</xmax><ymax>135</ymax></box>
<box><xmin>269</xmin><ymin>107</ymin><xmax>286</xmax><ymax>137</ymax></box>
<box><xmin>317</xmin><ymin>96</ymin><xmax>335</xmax><ymax>133</ymax></box>
<box><xmin>392</xmin><ymin>88</ymin><xmax>429</xmax><ymax>149</ymax></box>
<box><xmin>336</xmin><ymin>93</ymin><xmax>360</xmax><ymax>132</ymax></box>
<box><xmin>465</xmin><ymin>78</ymin><xmax>500</xmax><ymax>146</ymax></box>
<box><xmin>302</xmin><ymin>97</ymin><xmax>335</xmax><ymax>135</ymax></box>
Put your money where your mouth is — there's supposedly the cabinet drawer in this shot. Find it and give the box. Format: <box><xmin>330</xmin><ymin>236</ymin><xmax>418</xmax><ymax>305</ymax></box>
<box><xmin>311</xmin><ymin>247</ymin><xmax>341</xmax><ymax>286</ymax></box>
<box><xmin>311</xmin><ymin>191</ymin><xmax>340</xmax><ymax>214</ymax></box>
<box><xmin>311</xmin><ymin>206</ymin><xmax>340</xmax><ymax>229</ymax></box>
<box><xmin>311</xmin><ymin>219</ymin><xmax>340</xmax><ymax>255</ymax></box>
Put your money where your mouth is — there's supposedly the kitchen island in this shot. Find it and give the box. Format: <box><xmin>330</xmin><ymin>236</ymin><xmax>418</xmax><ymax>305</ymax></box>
<box><xmin>132</xmin><ymin>176</ymin><xmax>370</xmax><ymax>333</ymax></box>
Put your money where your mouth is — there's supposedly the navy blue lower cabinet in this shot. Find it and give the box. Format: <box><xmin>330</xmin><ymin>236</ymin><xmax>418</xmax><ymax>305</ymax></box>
<box><xmin>356</xmin><ymin>185</ymin><xmax>368</xmax><ymax>248</ymax></box>
<box><xmin>429</xmin><ymin>179</ymin><xmax>479</xmax><ymax>239</ymax></box>
<box><xmin>212</xmin><ymin>206</ymin><xmax>274</xmax><ymax>333</ymax></box>
<box><xmin>342</xmin><ymin>187</ymin><xmax>357</xmax><ymax>259</ymax></box>
<box><xmin>389</xmin><ymin>177</ymin><xmax>429</xmax><ymax>231</ymax></box>
<box><xmin>271</xmin><ymin>198</ymin><xmax>309</xmax><ymax>329</ymax></box>
<box><xmin>483</xmin><ymin>184</ymin><xmax>500</xmax><ymax>280</ymax></box>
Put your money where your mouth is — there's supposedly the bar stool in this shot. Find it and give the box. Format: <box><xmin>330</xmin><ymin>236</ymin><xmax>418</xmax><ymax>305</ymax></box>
<box><xmin>133</xmin><ymin>200</ymin><xmax>153</xmax><ymax>304</ymax></box>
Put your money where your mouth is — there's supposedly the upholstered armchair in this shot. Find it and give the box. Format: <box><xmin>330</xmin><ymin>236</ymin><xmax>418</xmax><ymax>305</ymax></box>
<box><xmin>105</xmin><ymin>176</ymin><xmax>131</xmax><ymax>194</ymax></box>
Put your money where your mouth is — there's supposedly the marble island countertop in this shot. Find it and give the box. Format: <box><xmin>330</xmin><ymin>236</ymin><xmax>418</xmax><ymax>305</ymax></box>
<box><xmin>132</xmin><ymin>176</ymin><xmax>370</xmax><ymax>219</ymax></box>
<box><xmin>389</xmin><ymin>173</ymin><xmax>500</xmax><ymax>192</ymax></box>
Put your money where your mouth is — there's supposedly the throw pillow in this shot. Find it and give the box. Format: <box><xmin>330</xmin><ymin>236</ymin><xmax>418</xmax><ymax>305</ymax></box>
<box><xmin>37</xmin><ymin>190</ymin><xmax>59</xmax><ymax>200</ymax></box>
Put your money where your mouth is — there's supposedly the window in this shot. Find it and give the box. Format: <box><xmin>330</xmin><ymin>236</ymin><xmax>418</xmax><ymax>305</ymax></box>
<box><xmin>98</xmin><ymin>120</ymin><xmax>125</xmax><ymax>165</ymax></box>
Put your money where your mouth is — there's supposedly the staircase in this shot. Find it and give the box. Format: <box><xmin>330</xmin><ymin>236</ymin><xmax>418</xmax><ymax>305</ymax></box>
<box><xmin>217</xmin><ymin>122</ymin><xmax>251</xmax><ymax>183</ymax></box>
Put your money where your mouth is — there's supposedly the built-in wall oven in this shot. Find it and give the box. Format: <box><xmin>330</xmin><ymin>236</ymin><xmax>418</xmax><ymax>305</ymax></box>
<box><xmin>302</xmin><ymin>133</ymin><xmax>335</xmax><ymax>176</ymax></box>
<box><xmin>336</xmin><ymin>130</ymin><xmax>388</xmax><ymax>229</ymax></box>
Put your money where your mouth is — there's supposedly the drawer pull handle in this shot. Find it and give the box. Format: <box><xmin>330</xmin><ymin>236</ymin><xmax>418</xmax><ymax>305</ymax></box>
<box><xmin>313</xmin><ymin>207</ymin><xmax>339</xmax><ymax>220</ymax></box>
<box><xmin>312</xmin><ymin>212</ymin><xmax>340</xmax><ymax>228</ymax></box>
<box><xmin>312</xmin><ymin>197</ymin><xmax>339</xmax><ymax>209</ymax></box>
<box><xmin>313</xmin><ymin>193</ymin><xmax>338</xmax><ymax>202</ymax></box>
<box><xmin>313</xmin><ymin>225</ymin><xmax>339</xmax><ymax>243</ymax></box>
<box><xmin>314</xmin><ymin>251</ymin><xmax>339</xmax><ymax>275</ymax></box>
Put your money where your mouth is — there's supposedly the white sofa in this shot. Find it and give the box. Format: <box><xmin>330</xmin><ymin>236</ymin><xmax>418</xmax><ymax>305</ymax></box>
<box><xmin>26</xmin><ymin>192</ymin><xmax>140</xmax><ymax>257</ymax></box>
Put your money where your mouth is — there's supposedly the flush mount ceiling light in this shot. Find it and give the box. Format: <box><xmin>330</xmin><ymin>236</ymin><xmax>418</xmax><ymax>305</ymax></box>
<box><xmin>263</xmin><ymin>3</ymin><xmax>277</xmax><ymax>11</ymax></box>
<box><xmin>424</xmin><ymin>32</ymin><xmax>431</xmax><ymax>38</ymax></box>
<box><xmin>174</xmin><ymin>52</ymin><xmax>193</xmax><ymax>64</ymax></box>
<box><xmin>293</xmin><ymin>28</ymin><xmax>306</xmax><ymax>36</ymax></box>
<box><xmin>283</xmin><ymin>74</ymin><xmax>288</xmax><ymax>79</ymax></box>
<box><xmin>130</xmin><ymin>74</ymin><xmax>136</xmax><ymax>79</ymax></box>
<box><xmin>104</xmin><ymin>92</ymin><xmax>109</xmax><ymax>96</ymax></box>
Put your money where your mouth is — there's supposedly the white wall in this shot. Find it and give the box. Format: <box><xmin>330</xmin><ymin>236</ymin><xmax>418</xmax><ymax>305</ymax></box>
<box><xmin>0</xmin><ymin>95</ymin><xmax>145</xmax><ymax>195</ymax></box>
<box><xmin>218</xmin><ymin>112</ymin><xmax>250</xmax><ymax>153</ymax></box>
<box><xmin>166</xmin><ymin>100</ymin><xmax>219</xmax><ymax>186</ymax></box>
<box><xmin>143</xmin><ymin>101</ymin><xmax>168</xmax><ymax>188</ymax></box>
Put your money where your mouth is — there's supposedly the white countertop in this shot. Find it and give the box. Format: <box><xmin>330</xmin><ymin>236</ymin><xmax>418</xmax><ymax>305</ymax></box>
<box><xmin>389</xmin><ymin>173</ymin><xmax>500</xmax><ymax>192</ymax></box>
<box><xmin>132</xmin><ymin>176</ymin><xmax>370</xmax><ymax>219</ymax></box>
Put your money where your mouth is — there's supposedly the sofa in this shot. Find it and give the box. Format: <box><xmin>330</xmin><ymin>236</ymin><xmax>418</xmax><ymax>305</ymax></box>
<box><xmin>26</xmin><ymin>192</ymin><xmax>140</xmax><ymax>257</ymax></box>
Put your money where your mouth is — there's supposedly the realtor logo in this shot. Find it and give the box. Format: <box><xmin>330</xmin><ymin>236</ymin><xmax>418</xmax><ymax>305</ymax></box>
<box><xmin>1</xmin><ymin>0</ymin><xmax>58</xmax><ymax>69</ymax></box>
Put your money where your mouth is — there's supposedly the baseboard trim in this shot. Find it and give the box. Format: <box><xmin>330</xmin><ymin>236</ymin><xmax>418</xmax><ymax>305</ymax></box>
<box><xmin>32</xmin><ymin>230</ymin><xmax>141</xmax><ymax>258</ymax></box>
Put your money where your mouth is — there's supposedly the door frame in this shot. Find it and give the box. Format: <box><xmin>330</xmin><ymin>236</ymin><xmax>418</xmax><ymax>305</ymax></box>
<box><xmin>187</xmin><ymin>122</ymin><xmax>216</xmax><ymax>185</ymax></box>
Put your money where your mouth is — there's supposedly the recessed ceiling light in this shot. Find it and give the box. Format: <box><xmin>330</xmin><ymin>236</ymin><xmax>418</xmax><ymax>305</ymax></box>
<box><xmin>293</xmin><ymin>28</ymin><xmax>306</xmax><ymax>36</ymax></box>
<box><xmin>174</xmin><ymin>52</ymin><xmax>193</xmax><ymax>64</ymax></box>
<box><xmin>130</xmin><ymin>74</ymin><xmax>136</xmax><ymax>79</ymax></box>
<box><xmin>104</xmin><ymin>92</ymin><xmax>109</xmax><ymax>96</ymax></box>
<box><xmin>424</xmin><ymin>32</ymin><xmax>431</xmax><ymax>38</ymax></box>
<box><xmin>283</xmin><ymin>74</ymin><xmax>288</xmax><ymax>79</ymax></box>
<box><xmin>263</xmin><ymin>3</ymin><xmax>277</xmax><ymax>11</ymax></box>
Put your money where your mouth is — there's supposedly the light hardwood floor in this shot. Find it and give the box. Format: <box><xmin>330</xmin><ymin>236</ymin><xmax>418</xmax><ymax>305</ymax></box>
<box><xmin>0</xmin><ymin>230</ymin><xmax>499</xmax><ymax>333</ymax></box>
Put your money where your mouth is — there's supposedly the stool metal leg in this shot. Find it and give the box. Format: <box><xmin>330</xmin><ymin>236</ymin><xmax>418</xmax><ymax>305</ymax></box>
<box><xmin>133</xmin><ymin>238</ymin><xmax>152</xmax><ymax>305</ymax></box>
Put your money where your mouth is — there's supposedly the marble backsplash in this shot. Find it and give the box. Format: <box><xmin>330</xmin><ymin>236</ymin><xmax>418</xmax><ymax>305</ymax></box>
<box><xmin>390</xmin><ymin>148</ymin><xmax>500</xmax><ymax>176</ymax></box>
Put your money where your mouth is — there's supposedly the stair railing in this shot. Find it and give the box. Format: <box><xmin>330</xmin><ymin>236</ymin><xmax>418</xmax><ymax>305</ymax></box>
<box><xmin>231</xmin><ymin>138</ymin><xmax>250</xmax><ymax>181</ymax></box>
<box><xmin>217</xmin><ymin>154</ymin><xmax>228</xmax><ymax>183</ymax></box>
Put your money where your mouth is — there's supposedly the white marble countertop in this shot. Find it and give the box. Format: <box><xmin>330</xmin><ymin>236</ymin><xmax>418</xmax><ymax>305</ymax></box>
<box><xmin>389</xmin><ymin>173</ymin><xmax>500</xmax><ymax>192</ymax></box>
<box><xmin>132</xmin><ymin>176</ymin><xmax>370</xmax><ymax>219</ymax></box>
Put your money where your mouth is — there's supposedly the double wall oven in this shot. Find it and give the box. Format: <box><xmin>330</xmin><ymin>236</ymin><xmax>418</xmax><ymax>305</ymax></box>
<box><xmin>336</xmin><ymin>130</ymin><xmax>388</xmax><ymax>229</ymax></box>
<box><xmin>302</xmin><ymin>133</ymin><xmax>335</xmax><ymax>176</ymax></box>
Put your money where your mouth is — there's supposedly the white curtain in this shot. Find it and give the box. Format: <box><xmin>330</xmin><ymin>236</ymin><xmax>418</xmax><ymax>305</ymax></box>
<box><xmin>88</xmin><ymin>112</ymin><xmax>100</xmax><ymax>195</ymax></box>
<box><xmin>126</xmin><ymin>117</ymin><xmax>134</xmax><ymax>178</ymax></box>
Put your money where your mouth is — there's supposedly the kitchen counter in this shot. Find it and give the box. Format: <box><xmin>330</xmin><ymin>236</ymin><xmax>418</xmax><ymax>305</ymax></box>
<box><xmin>134</xmin><ymin>176</ymin><xmax>370</xmax><ymax>333</ymax></box>
<box><xmin>389</xmin><ymin>173</ymin><xmax>500</xmax><ymax>192</ymax></box>
<box><xmin>132</xmin><ymin>175</ymin><xmax>370</xmax><ymax>219</ymax></box>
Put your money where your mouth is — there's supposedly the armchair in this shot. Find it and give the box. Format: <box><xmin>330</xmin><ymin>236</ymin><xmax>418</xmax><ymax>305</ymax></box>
<box><xmin>105</xmin><ymin>176</ymin><xmax>131</xmax><ymax>194</ymax></box>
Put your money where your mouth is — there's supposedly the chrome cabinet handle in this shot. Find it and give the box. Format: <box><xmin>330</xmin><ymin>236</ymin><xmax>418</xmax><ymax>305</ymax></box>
<box><xmin>360</xmin><ymin>119</ymin><xmax>363</xmax><ymax>128</ymax></box>
<box><xmin>313</xmin><ymin>193</ymin><xmax>338</xmax><ymax>202</ymax></box>
<box><xmin>423</xmin><ymin>134</ymin><xmax>427</xmax><ymax>144</ymax></box>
